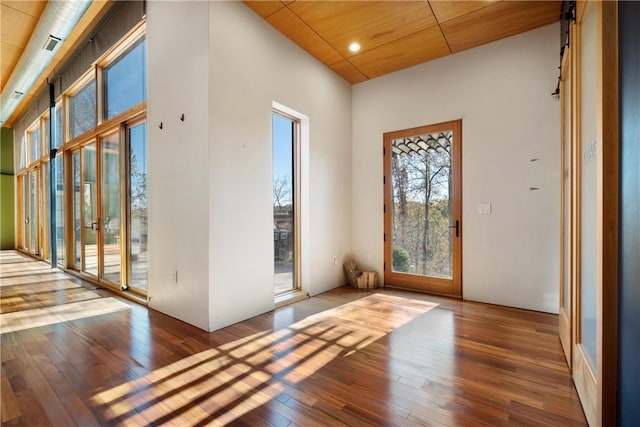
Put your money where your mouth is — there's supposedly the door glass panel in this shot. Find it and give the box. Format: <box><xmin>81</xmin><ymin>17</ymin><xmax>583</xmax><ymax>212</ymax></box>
<box><xmin>55</xmin><ymin>155</ymin><xmax>65</xmax><ymax>267</ymax></box>
<box><xmin>391</xmin><ymin>131</ymin><xmax>452</xmax><ymax>278</ymax></box>
<box><xmin>29</xmin><ymin>170</ymin><xmax>37</xmax><ymax>253</ymax></box>
<box><xmin>82</xmin><ymin>143</ymin><xmax>98</xmax><ymax>276</ymax></box>
<box><xmin>129</xmin><ymin>123</ymin><xmax>148</xmax><ymax>292</ymax></box>
<box><xmin>43</xmin><ymin>162</ymin><xmax>50</xmax><ymax>260</ymax></box>
<box><xmin>579</xmin><ymin>1</ymin><xmax>598</xmax><ymax>369</ymax></box>
<box><xmin>73</xmin><ymin>152</ymin><xmax>81</xmax><ymax>267</ymax></box>
<box><xmin>102</xmin><ymin>134</ymin><xmax>120</xmax><ymax>284</ymax></box>
<box><xmin>22</xmin><ymin>175</ymin><xmax>28</xmax><ymax>248</ymax></box>
<box><xmin>273</xmin><ymin>113</ymin><xmax>295</xmax><ymax>295</ymax></box>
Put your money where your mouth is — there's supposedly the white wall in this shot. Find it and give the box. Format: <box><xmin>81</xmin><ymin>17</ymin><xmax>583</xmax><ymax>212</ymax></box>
<box><xmin>352</xmin><ymin>23</ymin><xmax>561</xmax><ymax>313</ymax></box>
<box><xmin>147</xmin><ymin>1</ymin><xmax>210</xmax><ymax>329</ymax></box>
<box><xmin>207</xmin><ymin>2</ymin><xmax>352</xmax><ymax>330</ymax></box>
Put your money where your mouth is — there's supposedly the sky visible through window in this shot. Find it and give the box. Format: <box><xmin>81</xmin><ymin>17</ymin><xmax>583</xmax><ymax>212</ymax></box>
<box><xmin>272</xmin><ymin>113</ymin><xmax>293</xmax><ymax>206</ymax></box>
<box><xmin>105</xmin><ymin>39</ymin><xmax>146</xmax><ymax>120</ymax></box>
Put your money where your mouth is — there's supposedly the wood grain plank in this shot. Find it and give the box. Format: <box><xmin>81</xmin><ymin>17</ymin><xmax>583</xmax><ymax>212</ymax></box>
<box><xmin>266</xmin><ymin>6</ymin><xmax>344</xmax><ymax>66</ymax></box>
<box><xmin>288</xmin><ymin>1</ymin><xmax>437</xmax><ymax>58</ymax></box>
<box><xmin>440</xmin><ymin>0</ymin><xmax>561</xmax><ymax>53</ymax></box>
<box><xmin>429</xmin><ymin>0</ymin><xmax>500</xmax><ymax>24</ymax></box>
<box><xmin>349</xmin><ymin>26</ymin><xmax>450</xmax><ymax>79</ymax></box>
<box><xmin>244</xmin><ymin>0</ymin><xmax>286</xmax><ymax>18</ymax></box>
<box><xmin>0</xmin><ymin>251</ymin><xmax>587</xmax><ymax>426</ymax></box>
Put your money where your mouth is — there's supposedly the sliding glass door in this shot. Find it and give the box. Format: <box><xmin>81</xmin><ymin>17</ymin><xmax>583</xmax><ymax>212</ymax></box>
<box><xmin>101</xmin><ymin>133</ymin><xmax>121</xmax><ymax>285</ymax></box>
<box><xmin>77</xmin><ymin>135</ymin><xmax>121</xmax><ymax>287</ymax></box>
<box><xmin>82</xmin><ymin>142</ymin><xmax>99</xmax><ymax>277</ymax></box>
<box><xmin>128</xmin><ymin>122</ymin><xmax>148</xmax><ymax>293</ymax></box>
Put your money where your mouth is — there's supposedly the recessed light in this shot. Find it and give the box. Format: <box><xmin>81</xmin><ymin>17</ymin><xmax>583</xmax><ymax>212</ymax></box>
<box><xmin>348</xmin><ymin>42</ymin><xmax>361</xmax><ymax>53</ymax></box>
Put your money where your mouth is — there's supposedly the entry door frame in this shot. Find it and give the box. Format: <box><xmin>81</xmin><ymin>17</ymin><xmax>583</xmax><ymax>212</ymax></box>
<box><xmin>383</xmin><ymin>119</ymin><xmax>462</xmax><ymax>297</ymax></box>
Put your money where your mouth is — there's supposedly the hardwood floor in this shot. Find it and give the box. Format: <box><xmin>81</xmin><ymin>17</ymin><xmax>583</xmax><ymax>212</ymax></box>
<box><xmin>1</xmin><ymin>251</ymin><xmax>587</xmax><ymax>426</ymax></box>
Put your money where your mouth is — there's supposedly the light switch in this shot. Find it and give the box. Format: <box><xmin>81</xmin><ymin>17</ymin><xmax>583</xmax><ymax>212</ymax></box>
<box><xmin>479</xmin><ymin>203</ymin><xmax>492</xmax><ymax>215</ymax></box>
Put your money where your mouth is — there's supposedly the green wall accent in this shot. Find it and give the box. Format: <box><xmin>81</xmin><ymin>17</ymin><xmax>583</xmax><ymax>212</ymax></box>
<box><xmin>1</xmin><ymin>126</ymin><xmax>15</xmax><ymax>249</ymax></box>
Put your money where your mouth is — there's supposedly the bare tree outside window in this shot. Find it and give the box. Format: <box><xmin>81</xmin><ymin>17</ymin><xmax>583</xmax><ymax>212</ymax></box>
<box><xmin>391</xmin><ymin>132</ymin><xmax>453</xmax><ymax>278</ymax></box>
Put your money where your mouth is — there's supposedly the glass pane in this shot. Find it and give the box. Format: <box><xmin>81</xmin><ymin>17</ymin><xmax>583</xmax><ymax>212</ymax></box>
<box><xmin>105</xmin><ymin>38</ymin><xmax>146</xmax><ymax>120</ymax></box>
<box><xmin>71</xmin><ymin>80</ymin><xmax>96</xmax><ymax>139</ymax></box>
<box><xmin>44</xmin><ymin>116</ymin><xmax>50</xmax><ymax>153</ymax></box>
<box><xmin>102</xmin><ymin>134</ymin><xmax>120</xmax><ymax>284</ymax></box>
<box><xmin>562</xmin><ymin>61</ymin><xmax>571</xmax><ymax>314</ymax></box>
<box><xmin>43</xmin><ymin>162</ymin><xmax>50</xmax><ymax>260</ymax></box>
<box><xmin>73</xmin><ymin>152</ymin><xmax>81</xmax><ymax>267</ymax></box>
<box><xmin>391</xmin><ymin>131</ymin><xmax>453</xmax><ymax>278</ymax></box>
<box><xmin>82</xmin><ymin>143</ymin><xmax>98</xmax><ymax>276</ymax></box>
<box><xmin>29</xmin><ymin>170</ymin><xmax>36</xmax><ymax>253</ymax></box>
<box><xmin>30</xmin><ymin>127</ymin><xmax>40</xmax><ymax>163</ymax></box>
<box><xmin>22</xmin><ymin>175</ymin><xmax>28</xmax><ymax>248</ymax></box>
<box><xmin>579</xmin><ymin>1</ymin><xmax>598</xmax><ymax>369</ymax></box>
<box><xmin>273</xmin><ymin>113</ymin><xmax>295</xmax><ymax>295</ymax></box>
<box><xmin>129</xmin><ymin>123</ymin><xmax>148</xmax><ymax>292</ymax></box>
<box><xmin>19</xmin><ymin>136</ymin><xmax>27</xmax><ymax>170</ymax></box>
<box><xmin>55</xmin><ymin>102</ymin><xmax>64</xmax><ymax>148</ymax></box>
<box><xmin>55</xmin><ymin>155</ymin><xmax>65</xmax><ymax>267</ymax></box>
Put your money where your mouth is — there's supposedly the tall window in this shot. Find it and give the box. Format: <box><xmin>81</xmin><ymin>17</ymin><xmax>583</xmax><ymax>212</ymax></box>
<box><xmin>55</xmin><ymin>154</ymin><xmax>65</xmax><ymax>267</ymax></box>
<box><xmin>105</xmin><ymin>38</ymin><xmax>146</xmax><ymax>120</ymax></box>
<box><xmin>70</xmin><ymin>79</ymin><xmax>96</xmax><ymax>139</ymax></box>
<box><xmin>101</xmin><ymin>133</ymin><xmax>120</xmax><ymax>284</ymax></box>
<box><xmin>73</xmin><ymin>151</ymin><xmax>81</xmax><ymax>266</ymax></box>
<box><xmin>29</xmin><ymin>170</ymin><xmax>36</xmax><ymax>252</ymax></box>
<box><xmin>128</xmin><ymin>122</ymin><xmax>148</xmax><ymax>292</ymax></box>
<box><xmin>42</xmin><ymin>162</ymin><xmax>50</xmax><ymax>260</ymax></box>
<box><xmin>273</xmin><ymin>111</ymin><xmax>298</xmax><ymax>295</ymax></box>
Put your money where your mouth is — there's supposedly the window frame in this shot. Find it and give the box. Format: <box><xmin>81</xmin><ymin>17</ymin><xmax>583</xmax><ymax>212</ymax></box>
<box><xmin>98</xmin><ymin>23</ymin><xmax>146</xmax><ymax>124</ymax></box>
<box><xmin>68</xmin><ymin>71</ymin><xmax>98</xmax><ymax>142</ymax></box>
<box><xmin>272</xmin><ymin>108</ymin><xmax>302</xmax><ymax>297</ymax></box>
<box><xmin>16</xmin><ymin>20</ymin><xmax>148</xmax><ymax>298</ymax></box>
<box><xmin>26</xmin><ymin>119</ymin><xmax>41</xmax><ymax>166</ymax></box>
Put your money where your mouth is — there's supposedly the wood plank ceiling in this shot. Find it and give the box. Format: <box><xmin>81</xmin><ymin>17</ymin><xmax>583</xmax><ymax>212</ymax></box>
<box><xmin>0</xmin><ymin>1</ymin><xmax>48</xmax><ymax>93</ymax></box>
<box><xmin>244</xmin><ymin>0</ymin><xmax>561</xmax><ymax>84</ymax></box>
<box><xmin>0</xmin><ymin>0</ymin><xmax>113</xmax><ymax>127</ymax></box>
<box><xmin>1</xmin><ymin>1</ymin><xmax>560</xmax><ymax>127</ymax></box>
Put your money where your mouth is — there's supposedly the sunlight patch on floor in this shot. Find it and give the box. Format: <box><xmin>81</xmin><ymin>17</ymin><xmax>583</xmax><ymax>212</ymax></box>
<box><xmin>0</xmin><ymin>297</ymin><xmax>131</xmax><ymax>334</ymax></box>
<box><xmin>91</xmin><ymin>294</ymin><xmax>437</xmax><ymax>425</ymax></box>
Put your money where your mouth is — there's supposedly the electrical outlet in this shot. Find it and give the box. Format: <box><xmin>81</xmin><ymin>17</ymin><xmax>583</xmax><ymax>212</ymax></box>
<box><xmin>333</xmin><ymin>256</ymin><xmax>338</xmax><ymax>266</ymax></box>
<box><xmin>478</xmin><ymin>203</ymin><xmax>492</xmax><ymax>215</ymax></box>
<box><xmin>171</xmin><ymin>269</ymin><xmax>178</xmax><ymax>283</ymax></box>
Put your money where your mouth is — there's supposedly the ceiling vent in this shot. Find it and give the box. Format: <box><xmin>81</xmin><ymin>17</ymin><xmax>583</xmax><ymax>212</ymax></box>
<box><xmin>43</xmin><ymin>35</ymin><xmax>62</xmax><ymax>52</ymax></box>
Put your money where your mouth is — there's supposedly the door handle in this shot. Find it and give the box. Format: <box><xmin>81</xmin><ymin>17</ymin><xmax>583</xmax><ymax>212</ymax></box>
<box><xmin>449</xmin><ymin>220</ymin><xmax>459</xmax><ymax>237</ymax></box>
